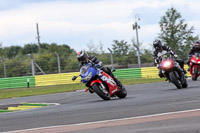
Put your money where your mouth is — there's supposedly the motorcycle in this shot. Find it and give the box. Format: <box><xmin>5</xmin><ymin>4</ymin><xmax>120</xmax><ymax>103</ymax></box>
<box><xmin>72</xmin><ymin>62</ymin><xmax>127</xmax><ymax>100</ymax></box>
<box><xmin>158</xmin><ymin>51</ymin><xmax>188</xmax><ymax>89</ymax></box>
<box><xmin>189</xmin><ymin>53</ymin><xmax>200</xmax><ymax>80</ymax></box>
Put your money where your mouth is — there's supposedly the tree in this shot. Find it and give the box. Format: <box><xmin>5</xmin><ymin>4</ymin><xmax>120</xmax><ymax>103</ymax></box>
<box><xmin>87</xmin><ymin>40</ymin><xmax>98</xmax><ymax>54</ymax></box>
<box><xmin>6</xmin><ymin>46</ymin><xmax>22</xmax><ymax>58</ymax></box>
<box><xmin>0</xmin><ymin>43</ymin><xmax>3</xmax><ymax>56</ymax></box>
<box><xmin>159</xmin><ymin>7</ymin><xmax>199</xmax><ymax>60</ymax></box>
<box><xmin>141</xmin><ymin>49</ymin><xmax>153</xmax><ymax>63</ymax></box>
<box><xmin>112</xmin><ymin>40</ymin><xmax>130</xmax><ymax>65</ymax></box>
<box><xmin>112</xmin><ymin>40</ymin><xmax>129</xmax><ymax>56</ymax></box>
<box><xmin>22</xmin><ymin>44</ymin><xmax>38</xmax><ymax>55</ymax></box>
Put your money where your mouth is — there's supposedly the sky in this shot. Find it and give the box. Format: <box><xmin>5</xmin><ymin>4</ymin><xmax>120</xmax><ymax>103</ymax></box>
<box><xmin>0</xmin><ymin>0</ymin><xmax>200</xmax><ymax>52</ymax></box>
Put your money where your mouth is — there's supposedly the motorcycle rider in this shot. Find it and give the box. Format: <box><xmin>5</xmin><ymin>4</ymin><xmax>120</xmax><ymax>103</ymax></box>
<box><xmin>153</xmin><ymin>40</ymin><xmax>186</xmax><ymax>78</ymax></box>
<box><xmin>187</xmin><ymin>41</ymin><xmax>200</xmax><ymax>66</ymax></box>
<box><xmin>76</xmin><ymin>50</ymin><xmax>122</xmax><ymax>93</ymax></box>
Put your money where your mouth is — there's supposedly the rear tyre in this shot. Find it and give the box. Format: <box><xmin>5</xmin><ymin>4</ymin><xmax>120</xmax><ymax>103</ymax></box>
<box><xmin>92</xmin><ymin>83</ymin><xmax>110</xmax><ymax>100</ymax></box>
<box><xmin>194</xmin><ymin>67</ymin><xmax>198</xmax><ymax>80</ymax></box>
<box><xmin>169</xmin><ymin>71</ymin><xmax>182</xmax><ymax>89</ymax></box>
<box><xmin>115</xmin><ymin>85</ymin><xmax>127</xmax><ymax>98</ymax></box>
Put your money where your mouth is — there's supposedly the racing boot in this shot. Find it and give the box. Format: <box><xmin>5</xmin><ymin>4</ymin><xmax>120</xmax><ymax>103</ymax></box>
<box><xmin>88</xmin><ymin>87</ymin><xmax>94</xmax><ymax>93</ymax></box>
<box><xmin>113</xmin><ymin>76</ymin><xmax>123</xmax><ymax>89</ymax></box>
<box><xmin>181</xmin><ymin>68</ymin><xmax>187</xmax><ymax>78</ymax></box>
<box><xmin>183</xmin><ymin>68</ymin><xmax>187</xmax><ymax>74</ymax></box>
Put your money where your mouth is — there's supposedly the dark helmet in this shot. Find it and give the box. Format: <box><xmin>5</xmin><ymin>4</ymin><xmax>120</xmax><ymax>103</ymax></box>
<box><xmin>76</xmin><ymin>51</ymin><xmax>88</xmax><ymax>63</ymax></box>
<box><xmin>153</xmin><ymin>40</ymin><xmax>162</xmax><ymax>51</ymax></box>
<box><xmin>194</xmin><ymin>41</ymin><xmax>200</xmax><ymax>49</ymax></box>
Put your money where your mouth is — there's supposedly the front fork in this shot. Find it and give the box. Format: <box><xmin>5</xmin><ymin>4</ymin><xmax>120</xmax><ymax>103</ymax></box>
<box><xmin>163</xmin><ymin>69</ymin><xmax>185</xmax><ymax>83</ymax></box>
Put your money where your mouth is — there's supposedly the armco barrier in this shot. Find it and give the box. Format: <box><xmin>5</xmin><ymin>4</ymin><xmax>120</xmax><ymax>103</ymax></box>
<box><xmin>113</xmin><ymin>68</ymin><xmax>141</xmax><ymax>79</ymax></box>
<box><xmin>0</xmin><ymin>76</ymin><xmax>35</xmax><ymax>89</ymax></box>
<box><xmin>141</xmin><ymin>67</ymin><xmax>159</xmax><ymax>78</ymax></box>
<box><xmin>141</xmin><ymin>65</ymin><xmax>190</xmax><ymax>78</ymax></box>
<box><xmin>184</xmin><ymin>65</ymin><xmax>190</xmax><ymax>77</ymax></box>
<box><xmin>35</xmin><ymin>72</ymin><xmax>80</xmax><ymax>87</ymax></box>
<box><xmin>0</xmin><ymin>65</ymin><xmax>191</xmax><ymax>89</ymax></box>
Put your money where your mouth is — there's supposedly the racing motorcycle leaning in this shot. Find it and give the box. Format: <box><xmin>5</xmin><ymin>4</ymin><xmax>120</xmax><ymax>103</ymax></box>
<box><xmin>189</xmin><ymin>53</ymin><xmax>200</xmax><ymax>80</ymax></box>
<box><xmin>72</xmin><ymin>62</ymin><xmax>127</xmax><ymax>100</ymax></box>
<box><xmin>158</xmin><ymin>51</ymin><xmax>188</xmax><ymax>89</ymax></box>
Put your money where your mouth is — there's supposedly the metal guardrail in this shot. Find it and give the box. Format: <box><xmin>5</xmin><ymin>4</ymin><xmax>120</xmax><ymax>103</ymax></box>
<box><xmin>0</xmin><ymin>65</ymin><xmax>191</xmax><ymax>89</ymax></box>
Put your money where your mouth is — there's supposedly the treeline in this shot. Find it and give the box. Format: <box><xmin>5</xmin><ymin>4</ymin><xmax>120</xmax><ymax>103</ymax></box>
<box><xmin>0</xmin><ymin>41</ymin><xmax>153</xmax><ymax>78</ymax></box>
<box><xmin>0</xmin><ymin>43</ymin><xmax>77</xmax><ymax>77</ymax></box>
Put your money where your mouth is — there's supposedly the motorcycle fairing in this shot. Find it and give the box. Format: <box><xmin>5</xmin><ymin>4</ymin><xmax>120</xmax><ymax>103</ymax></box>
<box><xmin>99</xmin><ymin>70</ymin><xmax>119</xmax><ymax>96</ymax></box>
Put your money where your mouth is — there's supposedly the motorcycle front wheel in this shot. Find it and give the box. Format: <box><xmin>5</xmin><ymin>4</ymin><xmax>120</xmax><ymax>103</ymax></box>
<box><xmin>115</xmin><ymin>85</ymin><xmax>127</xmax><ymax>98</ymax></box>
<box><xmin>169</xmin><ymin>71</ymin><xmax>182</xmax><ymax>89</ymax></box>
<box><xmin>92</xmin><ymin>83</ymin><xmax>110</xmax><ymax>100</ymax></box>
<box><xmin>193</xmin><ymin>67</ymin><xmax>198</xmax><ymax>80</ymax></box>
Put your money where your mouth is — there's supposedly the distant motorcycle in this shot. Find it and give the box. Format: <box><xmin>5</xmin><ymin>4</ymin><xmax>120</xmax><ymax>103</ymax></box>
<box><xmin>72</xmin><ymin>62</ymin><xmax>127</xmax><ymax>100</ymax></box>
<box><xmin>189</xmin><ymin>53</ymin><xmax>200</xmax><ymax>80</ymax></box>
<box><xmin>158</xmin><ymin>51</ymin><xmax>188</xmax><ymax>89</ymax></box>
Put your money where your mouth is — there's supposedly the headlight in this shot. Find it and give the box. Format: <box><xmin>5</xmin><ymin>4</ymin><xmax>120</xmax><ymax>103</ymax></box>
<box><xmin>198</xmin><ymin>61</ymin><xmax>200</xmax><ymax>64</ymax></box>
<box><xmin>163</xmin><ymin>61</ymin><xmax>171</xmax><ymax>68</ymax></box>
<box><xmin>83</xmin><ymin>72</ymin><xmax>92</xmax><ymax>81</ymax></box>
<box><xmin>192</xmin><ymin>60</ymin><xmax>196</xmax><ymax>63</ymax></box>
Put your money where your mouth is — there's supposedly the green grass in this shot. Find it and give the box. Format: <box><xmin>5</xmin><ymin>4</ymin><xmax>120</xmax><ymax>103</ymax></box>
<box><xmin>0</xmin><ymin>78</ymin><xmax>165</xmax><ymax>99</ymax></box>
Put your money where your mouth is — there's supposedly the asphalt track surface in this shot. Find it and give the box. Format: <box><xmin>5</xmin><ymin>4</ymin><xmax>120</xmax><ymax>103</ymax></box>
<box><xmin>1</xmin><ymin>79</ymin><xmax>200</xmax><ymax>133</ymax></box>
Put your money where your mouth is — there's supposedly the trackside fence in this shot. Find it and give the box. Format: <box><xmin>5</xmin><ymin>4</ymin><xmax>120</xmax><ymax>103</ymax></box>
<box><xmin>0</xmin><ymin>65</ymin><xmax>190</xmax><ymax>89</ymax></box>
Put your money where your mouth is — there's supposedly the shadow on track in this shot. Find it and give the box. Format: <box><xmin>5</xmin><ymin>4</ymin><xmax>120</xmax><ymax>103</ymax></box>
<box><xmin>87</xmin><ymin>97</ymin><xmax>129</xmax><ymax>103</ymax></box>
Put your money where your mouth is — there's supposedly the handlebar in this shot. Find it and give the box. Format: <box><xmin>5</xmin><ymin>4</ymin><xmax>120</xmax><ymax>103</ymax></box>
<box><xmin>72</xmin><ymin>75</ymin><xmax>80</xmax><ymax>81</ymax></box>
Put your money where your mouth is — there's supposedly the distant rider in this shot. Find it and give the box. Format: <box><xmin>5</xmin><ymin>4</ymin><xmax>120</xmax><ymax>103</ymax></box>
<box><xmin>187</xmin><ymin>41</ymin><xmax>200</xmax><ymax>66</ymax></box>
<box><xmin>76</xmin><ymin>51</ymin><xmax>122</xmax><ymax>92</ymax></box>
<box><xmin>153</xmin><ymin>40</ymin><xmax>186</xmax><ymax>78</ymax></box>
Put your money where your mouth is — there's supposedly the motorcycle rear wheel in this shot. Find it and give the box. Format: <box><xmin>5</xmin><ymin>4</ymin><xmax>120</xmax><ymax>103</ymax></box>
<box><xmin>169</xmin><ymin>71</ymin><xmax>182</xmax><ymax>89</ymax></box>
<box><xmin>92</xmin><ymin>83</ymin><xmax>110</xmax><ymax>100</ymax></box>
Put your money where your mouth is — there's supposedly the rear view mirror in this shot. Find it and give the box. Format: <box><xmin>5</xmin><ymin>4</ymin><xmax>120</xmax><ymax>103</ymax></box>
<box><xmin>72</xmin><ymin>76</ymin><xmax>77</xmax><ymax>81</ymax></box>
<box><xmin>111</xmin><ymin>69</ymin><xmax>116</xmax><ymax>72</ymax></box>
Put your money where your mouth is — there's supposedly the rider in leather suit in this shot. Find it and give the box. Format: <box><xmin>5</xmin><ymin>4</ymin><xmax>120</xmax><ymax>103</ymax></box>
<box><xmin>76</xmin><ymin>51</ymin><xmax>122</xmax><ymax>93</ymax></box>
<box><xmin>187</xmin><ymin>41</ymin><xmax>200</xmax><ymax>65</ymax></box>
<box><xmin>153</xmin><ymin>40</ymin><xmax>186</xmax><ymax>78</ymax></box>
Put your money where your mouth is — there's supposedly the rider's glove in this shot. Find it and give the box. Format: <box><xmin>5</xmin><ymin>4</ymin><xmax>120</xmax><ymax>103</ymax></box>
<box><xmin>95</xmin><ymin>61</ymin><xmax>103</xmax><ymax>68</ymax></box>
<box><xmin>156</xmin><ymin>64</ymin><xmax>160</xmax><ymax>68</ymax></box>
<box><xmin>174</xmin><ymin>54</ymin><xmax>178</xmax><ymax>58</ymax></box>
<box><xmin>95</xmin><ymin>64</ymin><xmax>101</xmax><ymax>69</ymax></box>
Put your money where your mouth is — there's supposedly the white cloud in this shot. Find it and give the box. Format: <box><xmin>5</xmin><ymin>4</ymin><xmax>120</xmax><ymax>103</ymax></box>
<box><xmin>0</xmin><ymin>0</ymin><xmax>199</xmax><ymax>51</ymax></box>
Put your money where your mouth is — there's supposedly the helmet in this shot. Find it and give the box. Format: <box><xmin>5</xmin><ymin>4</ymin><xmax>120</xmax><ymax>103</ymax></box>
<box><xmin>153</xmin><ymin>40</ymin><xmax>162</xmax><ymax>51</ymax></box>
<box><xmin>76</xmin><ymin>51</ymin><xmax>88</xmax><ymax>63</ymax></box>
<box><xmin>194</xmin><ymin>41</ymin><xmax>200</xmax><ymax>49</ymax></box>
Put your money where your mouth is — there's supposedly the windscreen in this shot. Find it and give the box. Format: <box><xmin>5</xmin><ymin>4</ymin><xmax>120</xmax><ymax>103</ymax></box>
<box><xmin>80</xmin><ymin>65</ymin><xmax>90</xmax><ymax>76</ymax></box>
<box><xmin>157</xmin><ymin>50</ymin><xmax>168</xmax><ymax>57</ymax></box>
<box><xmin>157</xmin><ymin>51</ymin><xmax>169</xmax><ymax>61</ymax></box>
<box><xmin>195</xmin><ymin>53</ymin><xmax>200</xmax><ymax>58</ymax></box>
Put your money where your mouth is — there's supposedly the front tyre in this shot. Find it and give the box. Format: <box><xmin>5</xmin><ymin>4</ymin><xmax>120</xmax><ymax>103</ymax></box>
<box><xmin>115</xmin><ymin>85</ymin><xmax>127</xmax><ymax>98</ymax></box>
<box><xmin>182</xmin><ymin>78</ymin><xmax>188</xmax><ymax>88</ymax></box>
<box><xmin>194</xmin><ymin>67</ymin><xmax>198</xmax><ymax>80</ymax></box>
<box><xmin>92</xmin><ymin>83</ymin><xmax>110</xmax><ymax>100</ymax></box>
<box><xmin>169</xmin><ymin>71</ymin><xmax>182</xmax><ymax>89</ymax></box>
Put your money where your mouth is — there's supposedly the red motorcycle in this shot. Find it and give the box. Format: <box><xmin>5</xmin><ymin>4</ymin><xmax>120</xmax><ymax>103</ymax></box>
<box><xmin>189</xmin><ymin>53</ymin><xmax>200</xmax><ymax>80</ymax></box>
<box><xmin>72</xmin><ymin>62</ymin><xmax>127</xmax><ymax>100</ymax></box>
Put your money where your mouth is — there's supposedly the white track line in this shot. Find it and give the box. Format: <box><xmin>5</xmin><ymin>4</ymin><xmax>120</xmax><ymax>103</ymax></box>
<box><xmin>7</xmin><ymin>108</ymin><xmax>200</xmax><ymax>133</ymax></box>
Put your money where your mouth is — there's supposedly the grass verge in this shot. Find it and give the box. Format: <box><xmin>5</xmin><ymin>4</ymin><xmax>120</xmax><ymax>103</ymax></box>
<box><xmin>0</xmin><ymin>78</ymin><xmax>165</xmax><ymax>99</ymax></box>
